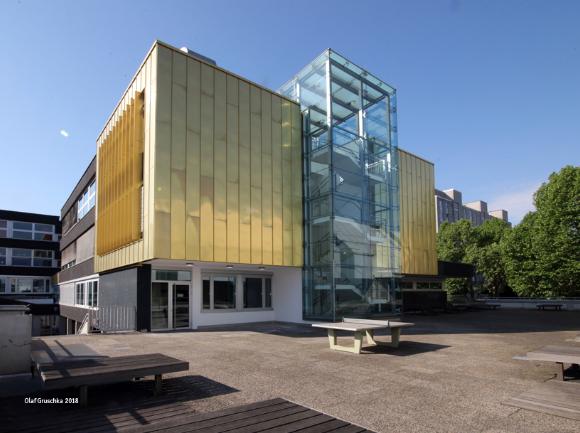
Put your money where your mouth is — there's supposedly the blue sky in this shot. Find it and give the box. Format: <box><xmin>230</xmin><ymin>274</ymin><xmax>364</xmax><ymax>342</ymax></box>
<box><xmin>0</xmin><ymin>0</ymin><xmax>578</xmax><ymax>224</ymax></box>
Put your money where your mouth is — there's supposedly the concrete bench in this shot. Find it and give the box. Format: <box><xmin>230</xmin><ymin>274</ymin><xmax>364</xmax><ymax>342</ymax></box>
<box><xmin>537</xmin><ymin>303</ymin><xmax>563</xmax><ymax>311</ymax></box>
<box><xmin>36</xmin><ymin>353</ymin><xmax>189</xmax><ymax>406</ymax></box>
<box><xmin>312</xmin><ymin>318</ymin><xmax>415</xmax><ymax>354</ymax></box>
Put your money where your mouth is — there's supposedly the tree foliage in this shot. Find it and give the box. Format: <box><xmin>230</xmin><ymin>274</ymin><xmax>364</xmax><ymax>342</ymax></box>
<box><xmin>501</xmin><ymin>165</ymin><xmax>580</xmax><ymax>297</ymax></box>
<box><xmin>437</xmin><ymin>165</ymin><xmax>580</xmax><ymax>299</ymax></box>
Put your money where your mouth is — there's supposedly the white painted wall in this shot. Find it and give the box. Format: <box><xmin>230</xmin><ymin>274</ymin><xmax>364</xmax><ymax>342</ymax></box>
<box><xmin>272</xmin><ymin>267</ymin><xmax>303</xmax><ymax>323</ymax></box>
<box><xmin>59</xmin><ymin>282</ymin><xmax>75</xmax><ymax>306</ymax></box>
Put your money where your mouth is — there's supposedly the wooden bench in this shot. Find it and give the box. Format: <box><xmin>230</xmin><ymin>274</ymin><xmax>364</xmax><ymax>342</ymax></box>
<box><xmin>514</xmin><ymin>345</ymin><xmax>580</xmax><ymax>380</ymax></box>
<box><xmin>312</xmin><ymin>318</ymin><xmax>415</xmax><ymax>354</ymax></box>
<box><xmin>536</xmin><ymin>303</ymin><xmax>563</xmax><ymax>311</ymax></box>
<box><xmin>36</xmin><ymin>353</ymin><xmax>189</xmax><ymax>406</ymax></box>
<box><xmin>1</xmin><ymin>398</ymin><xmax>377</xmax><ymax>433</ymax></box>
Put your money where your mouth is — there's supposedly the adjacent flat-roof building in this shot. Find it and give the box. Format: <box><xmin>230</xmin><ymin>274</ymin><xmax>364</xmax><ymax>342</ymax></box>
<box><xmin>0</xmin><ymin>209</ymin><xmax>61</xmax><ymax>335</ymax></box>
<box><xmin>435</xmin><ymin>188</ymin><xmax>509</xmax><ymax>231</ymax></box>
<box><xmin>58</xmin><ymin>41</ymin><xmax>443</xmax><ymax>331</ymax></box>
<box><xmin>57</xmin><ymin>157</ymin><xmax>99</xmax><ymax>334</ymax></box>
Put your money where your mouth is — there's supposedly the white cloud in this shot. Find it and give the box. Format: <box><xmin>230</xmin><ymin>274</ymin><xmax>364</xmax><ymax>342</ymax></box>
<box><xmin>488</xmin><ymin>183</ymin><xmax>541</xmax><ymax>225</ymax></box>
<box><xmin>60</xmin><ymin>129</ymin><xmax>69</xmax><ymax>138</ymax></box>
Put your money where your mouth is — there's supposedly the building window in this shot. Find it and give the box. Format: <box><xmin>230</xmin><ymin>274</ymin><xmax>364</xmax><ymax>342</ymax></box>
<box><xmin>0</xmin><ymin>278</ymin><xmax>5</xmax><ymax>293</ymax></box>
<box><xmin>75</xmin><ymin>280</ymin><xmax>98</xmax><ymax>307</ymax></box>
<box><xmin>2</xmin><ymin>248</ymin><xmax>56</xmax><ymax>267</ymax></box>
<box><xmin>75</xmin><ymin>282</ymin><xmax>85</xmax><ymax>305</ymax></box>
<box><xmin>213</xmin><ymin>276</ymin><xmax>236</xmax><ymax>309</ymax></box>
<box><xmin>34</xmin><ymin>223</ymin><xmax>55</xmax><ymax>241</ymax></box>
<box><xmin>33</xmin><ymin>250</ymin><xmax>54</xmax><ymax>267</ymax></box>
<box><xmin>243</xmin><ymin>277</ymin><xmax>272</xmax><ymax>309</ymax></box>
<box><xmin>87</xmin><ymin>281</ymin><xmax>98</xmax><ymax>307</ymax></box>
<box><xmin>202</xmin><ymin>275</ymin><xmax>236</xmax><ymax>310</ymax></box>
<box><xmin>77</xmin><ymin>180</ymin><xmax>96</xmax><ymax>220</ymax></box>
<box><xmin>12</xmin><ymin>248</ymin><xmax>32</xmax><ymax>266</ymax></box>
<box><xmin>12</xmin><ymin>222</ymin><xmax>34</xmax><ymax>240</ymax></box>
<box><xmin>153</xmin><ymin>270</ymin><xmax>191</xmax><ymax>281</ymax></box>
<box><xmin>2</xmin><ymin>220</ymin><xmax>55</xmax><ymax>241</ymax></box>
<box><xmin>202</xmin><ymin>274</ymin><xmax>272</xmax><ymax>311</ymax></box>
<box><xmin>32</xmin><ymin>279</ymin><xmax>49</xmax><ymax>293</ymax></box>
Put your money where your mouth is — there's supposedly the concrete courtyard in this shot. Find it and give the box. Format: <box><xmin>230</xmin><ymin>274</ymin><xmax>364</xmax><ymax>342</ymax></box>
<box><xmin>16</xmin><ymin>310</ymin><xmax>580</xmax><ymax>432</ymax></box>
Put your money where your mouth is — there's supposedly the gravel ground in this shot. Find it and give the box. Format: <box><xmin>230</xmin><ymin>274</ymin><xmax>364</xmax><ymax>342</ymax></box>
<box><xmin>28</xmin><ymin>309</ymin><xmax>580</xmax><ymax>432</ymax></box>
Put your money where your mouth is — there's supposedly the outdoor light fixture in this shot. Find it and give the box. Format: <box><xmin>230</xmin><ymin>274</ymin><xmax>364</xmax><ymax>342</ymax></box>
<box><xmin>258</xmin><ymin>266</ymin><xmax>265</xmax><ymax>271</ymax></box>
<box><xmin>226</xmin><ymin>264</ymin><xmax>234</xmax><ymax>269</ymax></box>
<box><xmin>186</xmin><ymin>262</ymin><xmax>194</xmax><ymax>267</ymax></box>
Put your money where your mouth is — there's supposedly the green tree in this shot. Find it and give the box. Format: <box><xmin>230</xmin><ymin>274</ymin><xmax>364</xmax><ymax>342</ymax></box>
<box><xmin>437</xmin><ymin>220</ymin><xmax>474</xmax><ymax>296</ymax></box>
<box><xmin>466</xmin><ymin>218</ymin><xmax>511</xmax><ymax>296</ymax></box>
<box><xmin>502</xmin><ymin>166</ymin><xmax>580</xmax><ymax>297</ymax></box>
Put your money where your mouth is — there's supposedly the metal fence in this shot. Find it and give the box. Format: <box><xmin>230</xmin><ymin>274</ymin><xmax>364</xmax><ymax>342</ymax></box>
<box><xmin>79</xmin><ymin>305</ymin><xmax>136</xmax><ymax>334</ymax></box>
<box><xmin>483</xmin><ymin>297</ymin><xmax>580</xmax><ymax>311</ymax></box>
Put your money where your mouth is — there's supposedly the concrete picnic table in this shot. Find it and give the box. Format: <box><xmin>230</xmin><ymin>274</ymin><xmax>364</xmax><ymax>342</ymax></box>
<box><xmin>514</xmin><ymin>345</ymin><xmax>580</xmax><ymax>380</ymax></box>
<box><xmin>312</xmin><ymin>318</ymin><xmax>415</xmax><ymax>354</ymax></box>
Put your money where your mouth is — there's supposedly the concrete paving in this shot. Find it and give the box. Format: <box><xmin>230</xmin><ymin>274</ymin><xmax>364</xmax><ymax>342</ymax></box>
<box><xmin>25</xmin><ymin>310</ymin><xmax>580</xmax><ymax>432</ymax></box>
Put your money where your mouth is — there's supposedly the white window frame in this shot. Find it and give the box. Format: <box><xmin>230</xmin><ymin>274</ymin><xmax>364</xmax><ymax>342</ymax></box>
<box><xmin>77</xmin><ymin>180</ymin><xmax>96</xmax><ymax>220</ymax></box>
<box><xmin>5</xmin><ymin>220</ymin><xmax>55</xmax><ymax>241</ymax></box>
<box><xmin>75</xmin><ymin>279</ymin><xmax>98</xmax><ymax>308</ymax></box>
<box><xmin>201</xmin><ymin>272</ymin><xmax>273</xmax><ymax>313</ymax></box>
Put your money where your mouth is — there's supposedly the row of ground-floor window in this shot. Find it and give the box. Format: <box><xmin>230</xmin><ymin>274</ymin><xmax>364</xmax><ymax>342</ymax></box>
<box><xmin>58</xmin><ymin>263</ymin><xmax>447</xmax><ymax>331</ymax></box>
<box><xmin>58</xmin><ymin>263</ymin><xmax>303</xmax><ymax>331</ymax></box>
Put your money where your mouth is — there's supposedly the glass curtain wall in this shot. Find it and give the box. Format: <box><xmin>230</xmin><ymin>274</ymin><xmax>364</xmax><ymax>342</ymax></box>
<box><xmin>280</xmin><ymin>49</ymin><xmax>401</xmax><ymax>320</ymax></box>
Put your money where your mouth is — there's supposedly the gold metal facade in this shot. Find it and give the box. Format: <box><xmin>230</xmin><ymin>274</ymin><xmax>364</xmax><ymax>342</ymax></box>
<box><xmin>95</xmin><ymin>41</ymin><xmax>303</xmax><ymax>272</ymax></box>
<box><xmin>95</xmin><ymin>46</ymin><xmax>158</xmax><ymax>272</ymax></box>
<box><xmin>398</xmin><ymin>149</ymin><xmax>437</xmax><ymax>275</ymax></box>
<box><xmin>96</xmin><ymin>92</ymin><xmax>144</xmax><ymax>255</ymax></box>
<box><xmin>152</xmin><ymin>45</ymin><xmax>303</xmax><ymax>266</ymax></box>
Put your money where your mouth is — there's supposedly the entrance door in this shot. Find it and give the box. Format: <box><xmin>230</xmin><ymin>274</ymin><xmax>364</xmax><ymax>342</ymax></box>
<box><xmin>173</xmin><ymin>283</ymin><xmax>190</xmax><ymax>328</ymax></box>
<box><xmin>151</xmin><ymin>282</ymin><xmax>190</xmax><ymax>330</ymax></box>
<box><xmin>151</xmin><ymin>282</ymin><xmax>169</xmax><ymax>330</ymax></box>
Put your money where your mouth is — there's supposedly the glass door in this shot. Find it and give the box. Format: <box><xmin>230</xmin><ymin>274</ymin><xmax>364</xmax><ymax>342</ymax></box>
<box><xmin>151</xmin><ymin>282</ymin><xmax>169</xmax><ymax>330</ymax></box>
<box><xmin>173</xmin><ymin>283</ymin><xmax>190</xmax><ymax>328</ymax></box>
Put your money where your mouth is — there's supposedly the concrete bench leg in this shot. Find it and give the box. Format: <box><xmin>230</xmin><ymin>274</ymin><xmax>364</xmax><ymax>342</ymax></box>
<box><xmin>365</xmin><ymin>329</ymin><xmax>401</xmax><ymax>348</ymax></box>
<box><xmin>327</xmin><ymin>329</ymin><xmax>363</xmax><ymax>354</ymax></box>
<box><xmin>390</xmin><ymin>328</ymin><xmax>401</xmax><ymax>348</ymax></box>
<box><xmin>154</xmin><ymin>374</ymin><xmax>163</xmax><ymax>395</ymax></box>
<box><xmin>79</xmin><ymin>385</ymin><xmax>88</xmax><ymax>407</ymax></box>
<box><xmin>556</xmin><ymin>362</ymin><xmax>565</xmax><ymax>381</ymax></box>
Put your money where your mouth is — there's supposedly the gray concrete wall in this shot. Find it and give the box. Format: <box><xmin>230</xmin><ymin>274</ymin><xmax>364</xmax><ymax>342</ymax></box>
<box><xmin>0</xmin><ymin>306</ymin><xmax>31</xmax><ymax>375</ymax></box>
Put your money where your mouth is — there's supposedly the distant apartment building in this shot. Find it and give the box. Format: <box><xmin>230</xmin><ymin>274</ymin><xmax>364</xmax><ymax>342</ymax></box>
<box><xmin>56</xmin><ymin>157</ymin><xmax>98</xmax><ymax>334</ymax></box>
<box><xmin>0</xmin><ymin>209</ymin><xmax>61</xmax><ymax>335</ymax></box>
<box><xmin>434</xmin><ymin>188</ymin><xmax>509</xmax><ymax>231</ymax></box>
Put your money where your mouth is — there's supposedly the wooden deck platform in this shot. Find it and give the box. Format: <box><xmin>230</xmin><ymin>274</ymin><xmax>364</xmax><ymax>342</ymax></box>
<box><xmin>2</xmin><ymin>396</ymin><xmax>375</xmax><ymax>433</ymax></box>
<box><xmin>504</xmin><ymin>380</ymin><xmax>580</xmax><ymax>421</ymax></box>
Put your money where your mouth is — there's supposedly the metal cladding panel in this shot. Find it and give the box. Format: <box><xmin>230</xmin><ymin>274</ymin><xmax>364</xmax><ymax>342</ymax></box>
<box><xmin>151</xmin><ymin>44</ymin><xmax>303</xmax><ymax>267</ymax></box>
<box><xmin>95</xmin><ymin>46</ymin><xmax>157</xmax><ymax>273</ymax></box>
<box><xmin>398</xmin><ymin>149</ymin><xmax>437</xmax><ymax>275</ymax></box>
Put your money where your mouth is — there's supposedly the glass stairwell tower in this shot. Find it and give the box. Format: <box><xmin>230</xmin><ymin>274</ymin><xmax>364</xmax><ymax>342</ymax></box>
<box><xmin>280</xmin><ymin>49</ymin><xmax>401</xmax><ymax>321</ymax></box>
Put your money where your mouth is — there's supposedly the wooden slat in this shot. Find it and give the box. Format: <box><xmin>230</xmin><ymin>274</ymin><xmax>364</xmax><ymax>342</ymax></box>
<box><xmin>39</xmin><ymin>353</ymin><xmax>189</xmax><ymax>389</ymax></box>
<box><xmin>504</xmin><ymin>380</ymin><xmax>580</xmax><ymax>421</ymax></box>
<box><xmin>1</xmin><ymin>397</ymin><xmax>376</xmax><ymax>433</ymax></box>
<box><xmin>124</xmin><ymin>401</ymin><xmax>298</xmax><ymax>433</ymax></box>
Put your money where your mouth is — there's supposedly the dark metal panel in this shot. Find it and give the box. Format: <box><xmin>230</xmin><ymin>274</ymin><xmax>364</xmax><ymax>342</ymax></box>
<box><xmin>0</xmin><ymin>210</ymin><xmax>60</xmax><ymax>227</ymax></box>
<box><xmin>0</xmin><ymin>238</ymin><xmax>60</xmax><ymax>253</ymax></box>
<box><xmin>438</xmin><ymin>260</ymin><xmax>475</xmax><ymax>278</ymax></box>
<box><xmin>0</xmin><ymin>266</ymin><xmax>58</xmax><ymax>277</ymax></box>
<box><xmin>57</xmin><ymin>258</ymin><xmax>95</xmax><ymax>283</ymax></box>
<box><xmin>136</xmin><ymin>264</ymin><xmax>151</xmax><ymax>331</ymax></box>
